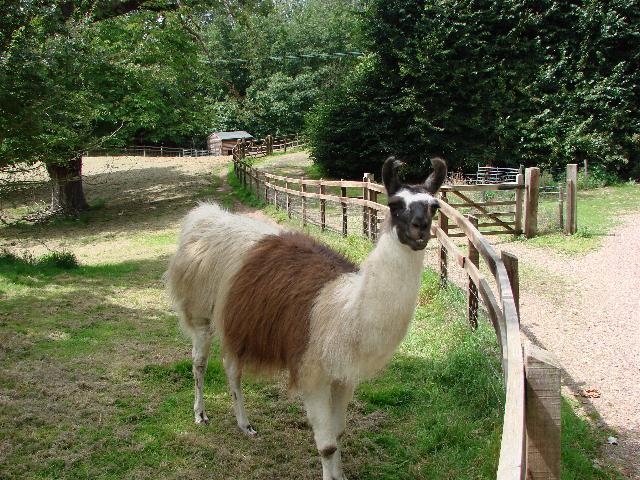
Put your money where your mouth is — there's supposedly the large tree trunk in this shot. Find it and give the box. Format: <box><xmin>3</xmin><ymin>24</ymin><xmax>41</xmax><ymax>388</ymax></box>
<box><xmin>46</xmin><ymin>157</ymin><xmax>89</xmax><ymax>214</ymax></box>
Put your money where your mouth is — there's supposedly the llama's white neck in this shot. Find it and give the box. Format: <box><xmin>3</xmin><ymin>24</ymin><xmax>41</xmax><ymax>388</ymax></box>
<box><xmin>342</xmin><ymin>227</ymin><xmax>426</xmax><ymax>377</ymax></box>
<box><xmin>309</xmin><ymin>228</ymin><xmax>427</xmax><ymax>384</ymax></box>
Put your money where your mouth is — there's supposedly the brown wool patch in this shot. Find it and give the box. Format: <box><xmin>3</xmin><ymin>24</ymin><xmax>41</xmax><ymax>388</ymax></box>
<box><xmin>223</xmin><ymin>231</ymin><xmax>357</xmax><ymax>386</ymax></box>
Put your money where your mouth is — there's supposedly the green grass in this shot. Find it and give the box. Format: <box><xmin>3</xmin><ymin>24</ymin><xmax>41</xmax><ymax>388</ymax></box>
<box><xmin>525</xmin><ymin>183</ymin><xmax>640</xmax><ymax>254</ymax></box>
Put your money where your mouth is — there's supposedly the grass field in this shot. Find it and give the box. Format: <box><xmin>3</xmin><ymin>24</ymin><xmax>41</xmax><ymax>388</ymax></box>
<box><xmin>527</xmin><ymin>183</ymin><xmax>640</xmax><ymax>254</ymax></box>
<box><xmin>0</xmin><ymin>156</ymin><xmax>622</xmax><ymax>479</ymax></box>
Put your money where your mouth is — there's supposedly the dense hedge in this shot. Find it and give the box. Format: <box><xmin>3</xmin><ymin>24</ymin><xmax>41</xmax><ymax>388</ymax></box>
<box><xmin>306</xmin><ymin>0</ymin><xmax>640</xmax><ymax>181</ymax></box>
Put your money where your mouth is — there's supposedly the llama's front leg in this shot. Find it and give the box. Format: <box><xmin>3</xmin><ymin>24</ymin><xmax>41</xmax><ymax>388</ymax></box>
<box><xmin>331</xmin><ymin>381</ymin><xmax>354</xmax><ymax>441</ymax></box>
<box><xmin>223</xmin><ymin>355</ymin><xmax>257</xmax><ymax>436</ymax></box>
<box><xmin>304</xmin><ymin>384</ymin><xmax>347</xmax><ymax>480</ymax></box>
<box><xmin>192</xmin><ymin>326</ymin><xmax>213</xmax><ymax>425</ymax></box>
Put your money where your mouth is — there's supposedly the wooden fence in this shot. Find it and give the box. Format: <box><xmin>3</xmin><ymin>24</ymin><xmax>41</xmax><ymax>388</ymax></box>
<box><xmin>233</xmin><ymin>134</ymin><xmax>306</xmax><ymax>160</ymax></box>
<box><xmin>233</xmin><ymin>157</ymin><xmax>561</xmax><ymax>480</ymax></box>
<box><xmin>85</xmin><ymin>145</ymin><xmax>211</xmax><ymax>157</ymax></box>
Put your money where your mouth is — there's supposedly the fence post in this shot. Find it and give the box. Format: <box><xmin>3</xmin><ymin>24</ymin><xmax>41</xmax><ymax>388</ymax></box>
<box><xmin>273</xmin><ymin>178</ymin><xmax>278</xmax><ymax>207</ymax></box>
<box><xmin>525</xmin><ymin>341</ymin><xmax>561</xmax><ymax>480</ymax></box>
<box><xmin>302</xmin><ymin>181</ymin><xmax>307</xmax><ymax>226</ymax></box>
<box><xmin>439</xmin><ymin>191</ymin><xmax>448</xmax><ymax>288</ymax></box>
<box><xmin>558</xmin><ymin>184</ymin><xmax>564</xmax><ymax>230</ymax></box>
<box><xmin>341</xmin><ymin>185</ymin><xmax>348</xmax><ymax>236</ymax></box>
<box><xmin>524</xmin><ymin>167</ymin><xmax>540</xmax><ymax>238</ymax></box>
<box><xmin>264</xmin><ymin>173</ymin><xmax>269</xmax><ymax>204</ymax></box>
<box><xmin>466</xmin><ymin>214</ymin><xmax>479</xmax><ymax>329</ymax></box>
<box><xmin>285</xmin><ymin>180</ymin><xmax>291</xmax><ymax>218</ymax></box>
<box><xmin>565</xmin><ymin>164</ymin><xmax>577</xmax><ymax>235</ymax></box>
<box><xmin>515</xmin><ymin>173</ymin><xmax>524</xmax><ymax>235</ymax></box>
<box><xmin>583</xmin><ymin>159</ymin><xmax>588</xmax><ymax>187</ymax></box>
<box><xmin>255</xmin><ymin>169</ymin><xmax>260</xmax><ymax>201</ymax></box>
<box><xmin>362</xmin><ymin>173</ymin><xmax>373</xmax><ymax>238</ymax></box>
<box><xmin>320</xmin><ymin>181</ymin><xmax>326</xmax><ymax>231</ymax></box>
<box><xmin>369</xmin><ymin>190</ymin><xmax>378</xmax><ymax>241</ymax></box>
<box><xmin>266</xmin><ymin>135</ymin><xmax>273</xmax><ymax>155</ymax></box>
<box><xmin>501</xmin><ymin>251</ymin><xmax>520</xmax><ymax>319</ymax></box>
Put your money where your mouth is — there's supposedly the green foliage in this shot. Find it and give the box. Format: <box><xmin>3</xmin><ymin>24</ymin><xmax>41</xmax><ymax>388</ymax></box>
<box><xmin>0</xmin><ymin>249</ymin><xmax>79</xmax><ymax>271</ymax></box>
<box><xmin>307</xmin><ymin>0</ymin><xmax>640</xmax><ymax>181</ymax></box>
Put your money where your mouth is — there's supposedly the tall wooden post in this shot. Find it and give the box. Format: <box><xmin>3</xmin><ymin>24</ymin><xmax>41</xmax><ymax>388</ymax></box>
<box><xmin>524</xmin><ymin>167</ymin><xmax>540</xmax><ymax>238</ymax></box>
<box><xmin>266</xmin><ymin>135</ymin><xmax>273</xmax><ymax>155</ymax></box>
<box><xmin>515</xmin><ymin>173</ymin><xmax>524</xmax><ymax>235</ymax></box>
<box><xmin>565</xmin><ymin>164</ymin><xmax>577</xmax><ymax>235</ymax></box>
<box><xmin>583</xmin><ymin>159</ymin><xmax>588</xmax><ymax>187</ymax></box>
<box><xmin>362</xmin><ymin>173</ymin><xmax>373</xmax><ymax>238</ymax></box>
<box><xmin>285</xmin><ymin>180</ymin><xmax>291</xmax><ymax>218</ymax></box>
<box><xmin>466</xmin><ymin>215</ymin><xmax>479</xmax><ymax>329</ymax></box>
<box><xmin>558</xmin><ymin>184</ymin><xmax>564</xmax><ymax>230</ymax></box>
<box><xmin>302</xmin><ymin>181</ymin><xmax>307</xmax><ymax>226</ymax></box>
<box><xmin>439</xmin><ymin>191</ymin><xmax>448</xmax><ymax>288</ymax></box>
<box><xmin>341</xmin><ymin>185</ymin><xmax>348</xmax><ymax>236</ymax></box>
<box><xmin>369</xmin><ymin>190</ymin><xmax>378</xmax><ymax>241</ymax></box>
<box><xmin>501</xmin><ymin>251</ymin><xmax>520</xmax><ymax>319</ymax></box>
<box><xmin>320</xmin><ymin>182</ymin><xmax>326</xmax><ymax>231</ymax></box>
<box><xmin>525</xmin><ymin>341</ymin><xmax>561</xmax><ymax>480</ymax></box>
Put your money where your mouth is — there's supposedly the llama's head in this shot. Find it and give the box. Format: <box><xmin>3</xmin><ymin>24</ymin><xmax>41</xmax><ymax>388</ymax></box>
<box><xmin>382</xmin><ymin>156</ymin><xmax>447</xmax><ymax>251</ymax></box>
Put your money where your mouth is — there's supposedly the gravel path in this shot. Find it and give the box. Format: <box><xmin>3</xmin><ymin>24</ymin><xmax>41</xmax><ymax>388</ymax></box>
<box><xmin>497</xmin><ymin>214</ymin><xmax>640</xmax><ymax>478</ymax></box>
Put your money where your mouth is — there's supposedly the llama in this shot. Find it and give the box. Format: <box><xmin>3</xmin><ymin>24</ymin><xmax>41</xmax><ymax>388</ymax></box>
<box><xmin>165</xmin><ymin>156</ymin><xmax>446</xmax><ymax>480</ymax></box>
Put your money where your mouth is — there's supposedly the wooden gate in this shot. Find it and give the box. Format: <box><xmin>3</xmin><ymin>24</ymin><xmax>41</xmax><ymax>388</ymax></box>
<box><xmin>440</xmin><ymin>177</ymin><xmax>525</xmax><ymax>237</ymax></box>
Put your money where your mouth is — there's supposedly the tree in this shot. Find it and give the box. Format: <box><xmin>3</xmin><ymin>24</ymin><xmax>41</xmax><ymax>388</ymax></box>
<box><xmin>0</xmin><ymin>1</ymin><xmax>213</xmax><ymax>214</ymax></box>
<box><xmin>307</xmin><ymin>0</ymin><xmax>640</xmax><ymax>180</ymax></box>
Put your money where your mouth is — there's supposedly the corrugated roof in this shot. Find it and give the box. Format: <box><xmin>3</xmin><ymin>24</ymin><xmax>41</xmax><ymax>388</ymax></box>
<box><xmin>209</xmin><ymin>131</ymin><xmax>253</xmax><ymax>140</ymax></box>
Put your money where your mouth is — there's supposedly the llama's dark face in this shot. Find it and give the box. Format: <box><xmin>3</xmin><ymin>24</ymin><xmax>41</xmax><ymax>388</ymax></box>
<box><xmin>382</xmin><ymin>157</ymin><xmax>447</xmax><ymax>251</ymax></box>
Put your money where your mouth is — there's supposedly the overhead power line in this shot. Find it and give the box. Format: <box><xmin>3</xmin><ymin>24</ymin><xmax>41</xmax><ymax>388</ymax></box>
<box><xmin>205</xmin><ymin>51</ymin><xmax>366</xmax><ymax>64</ymax></box>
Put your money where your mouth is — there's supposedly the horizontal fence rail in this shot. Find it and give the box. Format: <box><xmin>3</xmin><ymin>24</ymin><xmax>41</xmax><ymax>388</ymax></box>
<box><xmin>232</xmin><ymin>157</ymin><xmax>561</xmax><ymax>480</ymax></box>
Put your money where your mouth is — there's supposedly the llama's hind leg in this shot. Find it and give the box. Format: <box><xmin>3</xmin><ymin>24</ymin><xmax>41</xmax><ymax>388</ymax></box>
<box><xmin>191</xmin><ymin>322</ymin><xmax>214</xmax><ymax>425</ymax></box>
<box><xmin>223</xmin><ymin>355</ymin><xmax>257</xmax><ymax>436</ymax></box>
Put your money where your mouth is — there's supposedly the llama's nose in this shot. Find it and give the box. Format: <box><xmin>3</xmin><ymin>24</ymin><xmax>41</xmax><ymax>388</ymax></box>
<box><xmin>411</xmin><ymin>218</ymin><xmax>428</xmax><ymax>231</ymax></box>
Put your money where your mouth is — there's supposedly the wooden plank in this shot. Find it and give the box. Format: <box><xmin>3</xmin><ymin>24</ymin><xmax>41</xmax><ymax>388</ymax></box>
<box><xmin>524</xmin><ymin>167</ymin><xmax>540</xmax><ymax>238</ymax></box>
<box><xmin>515</xmin><ymin>173</ymin><xmax>524</xmax><ymax>235</ymax></box>
<box><xmin>451</xmin><ymin>190</ymin><xmax>516</xmax><ymax>232</ymax></box>
<box><xmin>524</xmin><ymin>342</ymin><xmax>561</xmax><ymax>480</ymax></box>
<box><xmin>449</xmin><ymin>221</ymin><xmax>517</xmax><ymax>229</ymax></box>
<box><xmin>441</xmin><ymin>183</ymin><xmax>522</xmax><ymax>192</ymax></box>
<box><xmin>565</xmin><ymin>164</ymin><xmax>577</xmax><ymax>235</ymax></box>
<box><xmin>467</xmin><ymin>215</ymin><xmax>479</xmax><ymax>330</ymax></box>
<box><xmin>501</xmin><ymin>252</ymin><xmax>520</xmax><ymax>319</ymax></box>
<box><xmin>448</xmin><ymin>230</ymin><xmax>518</xmax><ymax>238</ymax></box>
<box><xmin>449</xmin><ymin>200</ymin><xmax>516</xmax><ymax>207</ymax></box>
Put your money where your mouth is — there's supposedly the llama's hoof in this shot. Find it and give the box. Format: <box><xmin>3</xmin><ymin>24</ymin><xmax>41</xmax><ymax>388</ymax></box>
<box><xmin>240</xmin><ymin>424</ymin><xmax>257</xmax><ymax>436</ymax></box>
<box><xmin>195</xmin><ymin>412</ymin><xmax>209</xmax><ymax>425</ymax></box>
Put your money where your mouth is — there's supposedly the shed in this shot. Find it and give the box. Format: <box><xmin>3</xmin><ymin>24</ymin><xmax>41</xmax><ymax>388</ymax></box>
<box><xmin>208</xmin><ymin>131</ymin><xmax>254</xmax><ymax>156</ymax></box>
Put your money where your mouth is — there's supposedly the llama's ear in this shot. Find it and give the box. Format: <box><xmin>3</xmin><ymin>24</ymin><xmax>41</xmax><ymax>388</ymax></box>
<box><xmin>382</xmin><ymin>156</ymin><xmax>403</xmax><ymax>195</ymax></box>
<box><xmin>424</xmin><ymin>157</ymin><xmax>447</xmax><ymax>194</ymax></box>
